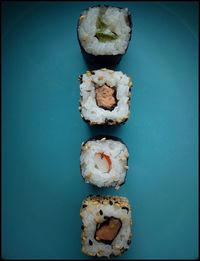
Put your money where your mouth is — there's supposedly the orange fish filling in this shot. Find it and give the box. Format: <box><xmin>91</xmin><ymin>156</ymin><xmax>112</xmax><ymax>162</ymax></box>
<box><xmin>95</xmin><ymin>217</ymin><xmax>122</xmax><ymax>243</ymax></box>
<box><xmin>95</xmin><ymin>84</ymin><xmax>117</xmax><ymax>110</ymax></box>
<box><xmin>94</xmin><ymin>152</ymin><xmax>112</xmax><ymax>173</ymax></box>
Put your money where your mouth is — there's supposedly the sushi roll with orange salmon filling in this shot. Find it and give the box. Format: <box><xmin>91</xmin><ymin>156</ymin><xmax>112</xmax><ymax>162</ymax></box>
<box><xmin>80</xmin><ymin>195</ymin><xmax>132</xmax><ymax>257</ymax></box>
<box><xmin>79</xmin><ymin>68</ymin><xmax>132</xmax><ymax>125</ymax></box>
<box><xmin>80</xmin><ymin>136</ymin><xmax>129</xmax><ymax>189</ymax></box>
<box><xmin>77</xmin><ymin>5</ymin><xmax>132</xmax><ymax>65</ymax></box>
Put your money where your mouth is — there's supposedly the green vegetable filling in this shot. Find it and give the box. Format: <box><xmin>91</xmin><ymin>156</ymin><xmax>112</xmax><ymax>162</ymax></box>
<box><xmin>95</xmin><ymin>16</ymin><xmax>118</xmax><ymax>42</ymax></box>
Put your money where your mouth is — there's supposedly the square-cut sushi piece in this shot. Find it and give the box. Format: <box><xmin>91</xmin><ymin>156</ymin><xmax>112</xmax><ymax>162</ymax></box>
<box><xmin>80</xmin><ymin>195</ymin><xmax>132</xmax><ymax>258</ymax></box>
<box><xmin>80</xmin><ymin>136</ymin><xmax>129</xmax><ymax>189</ymax></box>
<box><xmin>77</xmin><ymin>5</ymin><xmax>132</xmax><ymax>65</ymax></box>
<box><xmin>79</xmin><ymin>68</ymin><xmax>132</xmax><ymax>125</ymax></box>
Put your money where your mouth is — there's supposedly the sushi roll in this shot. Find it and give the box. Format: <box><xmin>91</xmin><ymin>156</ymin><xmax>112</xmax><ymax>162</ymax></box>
<box><xmin>80</xmin><ymin>195</ymin><xmax>132</xmax><ymax>257</ymax></box>
<box><xmin>80</xmin><ymin>136</ymin><xmax>129</xmax><ymax>189</ymax></box>
<box><xmin>79</xmin><ymin>68</ymin><xmax>132</xmax><ymax>125</ymax></box>
<box><xmin>77</xmin><ymin>5</ymin><xmax>132</xmax><ymax>66</ymax></box>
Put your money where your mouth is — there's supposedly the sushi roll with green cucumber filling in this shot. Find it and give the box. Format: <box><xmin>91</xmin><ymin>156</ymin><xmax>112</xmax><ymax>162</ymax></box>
<box><xmin>80</xmin><ymin>195</ymin><xmax>132</xmax><ymax>257</ymax></box>
<box><xmin>77</xmin><ymin>5</ymin><xmax>132</xmax><ymax>65</ymax></box>
<box><xmin>79</xmin><ymin>68</ymin><xmax>132</xmax><ymax>125</ymax></box>
<box><xmin>80</xmin><ymin>136</ymin><xmax>129</xmax><ymax>189</ymax></box>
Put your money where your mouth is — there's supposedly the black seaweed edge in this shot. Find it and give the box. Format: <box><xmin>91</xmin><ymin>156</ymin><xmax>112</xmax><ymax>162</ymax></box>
<box><xmin>82</xmin><ymin>134</ymin><xmax>127</xmax><ymax>146</ymax></box>
<box><xmin>77</xmin><ymin>5</ymin><xmax>133</xmax><ymax>66</ymax></box>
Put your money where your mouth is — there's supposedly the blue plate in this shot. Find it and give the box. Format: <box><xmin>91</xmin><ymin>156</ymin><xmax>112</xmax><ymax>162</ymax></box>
<box><xmin>2</xmin><ymin>1</ymin><xmax>198</xmax><ymax>259</ymax></box>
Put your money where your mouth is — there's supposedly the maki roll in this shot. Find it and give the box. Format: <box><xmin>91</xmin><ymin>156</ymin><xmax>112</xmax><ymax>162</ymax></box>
<box><xmin>80</xmin><ymin>195</ymin><xmax>132</xmax><ymax>257</ymax></box>
<box><xmin>77</xmin><ymin>5</ymin><xmax>132</xmax><ymax>66</ymax></box>
<box><xmin>80</xmin><ymin>136</ymin><xmax>129</xmax><ymax>189</ymax></box>
<box><xmin>79</xmin><ymin>68</ymin><xmax>132</xmax><ymax>125</ymax></box>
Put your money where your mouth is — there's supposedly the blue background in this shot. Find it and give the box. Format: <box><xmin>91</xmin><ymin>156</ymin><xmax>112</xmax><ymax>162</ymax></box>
<box><xmin>1</xmin><ymin>1</ymin><xmax>198</xmax><ymax>259</ymax></box>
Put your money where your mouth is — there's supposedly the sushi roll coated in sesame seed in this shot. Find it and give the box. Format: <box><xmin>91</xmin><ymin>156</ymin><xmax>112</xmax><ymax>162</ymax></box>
<box><xmin>77</xmin><ymin>5</ymin><xmax>132</xmax><ymax>66</ymax></box>
<box><xmin>80</xmin><ymin>195</ymin><xmax>132</xmax><ymax>258</ymax></box>
<box><xmin>79</xmin><ymin>68</ymin><xmax>132</xmax><ymax>125</ymax></box>
<box><xmin>80</xmin><ymin>136</ymin><xmax>129</xmax><ymax>189</ymax></box>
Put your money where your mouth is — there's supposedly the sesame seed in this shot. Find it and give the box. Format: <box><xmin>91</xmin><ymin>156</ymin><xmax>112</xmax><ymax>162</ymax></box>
<box><xmin>89</xmin><ymin>239</ymin><xmax>93</xmax><ymax>246</ymax></box>
<box><xmin>122</xmin><ymin>206</ymin><xmax>129</xmax><ymax>213</ymax></box>
<box><xmin>79</xmin><ymin>15</ymin><xmax>85</xmax><ymax>21</ymax></box>
<box><xmin>128</xmin><ymin>80</ymin><xmax>132</xmax><ymax>88</ymax></box>
<box><xmin>86</xmin><ymin>71</ymin><xmax>92</xmax><ymax>76</ymax></box>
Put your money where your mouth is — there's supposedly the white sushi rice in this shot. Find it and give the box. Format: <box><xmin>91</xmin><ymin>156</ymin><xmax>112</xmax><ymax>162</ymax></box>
<box><xmin>78</xmin><ymin>6</ymin><xmax>131</xmax><ymax>55</ymax></box>
<box><xmin>80</xmin><ymin>138</ymin><xmax>129</xmax><ymax>189</ymax></box>
<box><xmin>80</xmin><ymin>69</ymin><xmax>132</xmax><ymax>125</ymax></box>
<box><xmin>81</xmin><ymin>195</ymin><xmax>132</xmax><ymax>257</ymax></box>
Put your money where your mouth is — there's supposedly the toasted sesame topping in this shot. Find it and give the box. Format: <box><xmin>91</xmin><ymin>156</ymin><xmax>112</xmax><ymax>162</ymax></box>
<box><xmin>85</xmin><ymin>172</ymin><xmax>92</xmax><ymax>178</ymax></box>
<box><xmin>79</xmin><ymin>15</ymin><xmax>85</xmax><ymax>21</ymax></box>
<box><xmin>100</xmin><ymin>137</ymin><xmax>106</xmax><ymax>141</ymax></box>
<box><xmin>98</xmin><ymin>75</ymin><xmax>104</xmax><ymax>80</ymax></box>
<box><xmin>86</xmin><ymin>71</ymin><xmax>92</xmax><ymax>76</ymax></box>
<box><xmin>96</xmin><ymin>250</ymin><xmax>104</xmax><ymax>257</ymax></box>
<box><xmin>128</xmin><ymin>79</ymin><xmax>132</xmax><ymax>88</ymax></box>
<box><xmin>124</xmin><ymin>150</ymin><xmax>129</xmax><ymax>157</ymax></box>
